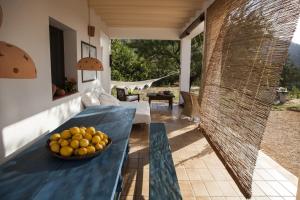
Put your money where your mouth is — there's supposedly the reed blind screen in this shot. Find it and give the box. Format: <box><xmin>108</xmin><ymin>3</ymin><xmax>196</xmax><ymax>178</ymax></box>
<box><xmin>199</xmin><ymin>0</ymin><xmax>300</xmax><ymax>198</ymax></box>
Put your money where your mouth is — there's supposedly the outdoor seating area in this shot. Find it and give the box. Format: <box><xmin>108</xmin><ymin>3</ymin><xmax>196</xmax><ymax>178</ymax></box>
<box><xmin>121</xmin><ymin>104</ymin><xmax>299</xmax><ymax>200</ymax></box>
<box><xmin>0</xmin><ymin>0</ymin><xmax>299</xmax><ymax>200</ymax></box>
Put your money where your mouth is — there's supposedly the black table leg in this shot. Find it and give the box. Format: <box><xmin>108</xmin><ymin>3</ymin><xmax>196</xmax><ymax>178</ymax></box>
<box><xmin>169</xmin><ymin>98</ymin><xmax>173</xmax><ymax>110</ymax></box>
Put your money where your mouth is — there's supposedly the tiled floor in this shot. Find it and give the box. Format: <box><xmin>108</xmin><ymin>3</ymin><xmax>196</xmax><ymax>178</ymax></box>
<box><xmin>121</xmin><ymin>103</ymin><xmax>299</xmax><ymax>200</ymax></box>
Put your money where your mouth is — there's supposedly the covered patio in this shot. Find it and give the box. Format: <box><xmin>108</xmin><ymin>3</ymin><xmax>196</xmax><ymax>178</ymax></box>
<box><xmin>0</xmin><ymin>0</ymin><xmax>299</xmax><ymax>200</ymax></box>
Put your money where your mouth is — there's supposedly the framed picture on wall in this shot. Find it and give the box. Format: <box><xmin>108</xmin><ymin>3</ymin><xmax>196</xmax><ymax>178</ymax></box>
<box><xmin>81</xmin><ymin>41</ymin><xmax>97</xmax><ymax>82</ymax></box>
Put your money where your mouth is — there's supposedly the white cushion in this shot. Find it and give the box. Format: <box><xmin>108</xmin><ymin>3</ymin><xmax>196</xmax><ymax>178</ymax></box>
<box><xmin>99</xmin><ymin>92</ymin><xmax>120</xmax><ymax>106</ymax></box>
<box><xmin>82</xmin><ymin>92</ymin><xmax>101</xmax><ymax>107</ymax></box>
<box><xmin>119</xmin><ymin>101</ymin><xmax>151</xmax><ymax>124</ymax></box>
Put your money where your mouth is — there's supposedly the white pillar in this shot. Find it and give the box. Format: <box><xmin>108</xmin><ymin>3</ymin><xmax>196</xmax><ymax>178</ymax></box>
<box><xmin>179</xmin><ymin>37</ymin><xmax>191</xmax><ymax>104</ymax></box>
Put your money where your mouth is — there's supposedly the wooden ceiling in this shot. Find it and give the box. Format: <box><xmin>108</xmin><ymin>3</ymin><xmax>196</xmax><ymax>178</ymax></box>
<box><xmin>88</xmin><ymin>0</ymin><xmax>205</xmax><ymax>28</ymax></box>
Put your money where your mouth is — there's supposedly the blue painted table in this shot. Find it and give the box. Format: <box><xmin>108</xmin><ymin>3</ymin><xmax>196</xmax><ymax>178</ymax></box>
<box><xmin>0</xmin><ymin>106</ymin><xmax>136</xmax><ymax>200</ymax></box>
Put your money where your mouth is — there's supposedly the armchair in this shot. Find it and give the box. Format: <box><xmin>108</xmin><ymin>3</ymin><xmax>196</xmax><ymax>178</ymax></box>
<box><xmin>116</xmin><ymin>87</ymin><xmax>140</xmax><ymax>102</ymax></box>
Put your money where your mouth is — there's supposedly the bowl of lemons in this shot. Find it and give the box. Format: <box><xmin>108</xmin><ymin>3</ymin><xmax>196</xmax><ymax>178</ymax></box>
<box><xmin>47</xmin><ymin>126</ymin><xmax>111</xmax><ymax>160</ymax></box>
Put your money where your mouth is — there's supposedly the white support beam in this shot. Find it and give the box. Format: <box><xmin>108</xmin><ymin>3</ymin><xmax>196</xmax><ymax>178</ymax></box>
<box><xmin>179</xmin><ymin>37</ymin><xmax>191</xmax><ymax>104</ymax></box>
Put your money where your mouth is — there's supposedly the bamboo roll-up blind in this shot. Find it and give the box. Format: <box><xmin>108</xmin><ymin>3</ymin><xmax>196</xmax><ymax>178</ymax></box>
<box><xmin>199</xmin><ymin>0</ymin><xmax>300</xmax><ymax>198</ymax></box>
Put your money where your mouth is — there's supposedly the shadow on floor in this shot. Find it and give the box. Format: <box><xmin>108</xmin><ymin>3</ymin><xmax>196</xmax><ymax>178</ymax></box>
<box><xmin>121</xmin><ymin>120</ymin><xmax>213</xmax><ymax>198</ymax></box>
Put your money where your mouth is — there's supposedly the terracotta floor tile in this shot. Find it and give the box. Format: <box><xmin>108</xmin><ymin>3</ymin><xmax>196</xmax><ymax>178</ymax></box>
<box><xmin>190</xmin><ymin>181</ymin><xmax>210</xmax><ymax>197</ymax></box>
<box><xmin>186</xmin><ymin>168</ymin><xmax>203</xmax><ymax>181</ymax></box>
<box><xmin>216</xmin><ymin>181</ymin><xmax>239</xmax><ymax>196</ymax></box>
<box><xmin>120</xmin><ymin>195</ymin><xmax>136</xmax><ymax>200</ymax></box>
<box><xmin>252</xmin><ymin>182</ymin><xmax>266</xmax><ymax>196</ymax></box>
<box><xmin>268</xmin><ymin>197</ymin><xmax>285</xmax><ymax>200</ymax></box>
<box><xmin>122</xmin><ymin>180</ymin><xmax>139</xmax><ymax>196</ymax></box>
<box><xmin>179</xmin><ymin>181</ymin><xmax>195</xmax><ymax>197</ymax></box>
<box><xmin>282</xmin><ymin>197</ymin><xmax>296</xmax><ymax>200</ymax></box>
<box><xmin>265</xmin><ymin>169</ymin><xmax>287</xmax><ymax>181</ymax></box>
<box><xmin>253</xmin><ymin>171</ymin><xmax>264</xmax><ymax>181</ymax></box>
<box><xmin>138</xmin><ymin>158</ymin><xmax>149</xmax><ymax>169</ymax></box>
<box><xmin>196</xmin><ymin>197</ymin><xmax>211</xmax><ymax>200</ymax></box>
<box><xmin>254</xmin><ymin>197</ymin><xmax>270</xmax><ymax>200</ymax></box>
<box><xmin>176</xmin><ymin>168</ymin><xmax>189</xmax><ymax>181</ymax></box>
<box><xmin>228</xmin><ymin>181</ymin><xmax>244</xmax><ymax>197</ymax></box>
<box><xmin>204</xmin><ymin>181</ymin><xmax>224</xmax><ymax>197</ymax></box>
<box><xmin>137</xmin><ymin>168</ymin><xmax>149</xmax><ymax>181</ymax></box>
<box><xmin>184</xmin><ymin>159</ymin><xmax>207</xmax><ymax>169</ymax></box>
<box><xmin>267</xmin><ymin>181</ymin><xmax>293</xmax><ymax>196</ymax></box>
<box><xmin>255</xmin><ymin>169</ymin><xmax>276</xmax><ymax>181</ymax></box>
<box><xmin>209</xmin><ymin>169</ymin><xmax>227</xmax><ymax>181</ymax></box>
<box><xmin>199</xmin><ymin>169</ymin><xmax>214</xmax><ymax>181</ymax></box>
<box><xmin>225</xmin><ymin>197</ymin><xmax>241</xmax><ymax>200</ymax></box>
<box><xmin>182</xmin><ymin>197</ymin><xmax>196</xmax><ymax>200</ymax></box>
<box><xmin>255</xmin><ymin>181</ymin><xmax>279</xmax><ymax>196</ymax></box>
<box><xmin>127</xmin><ymin>158</ymin><xmax>139</xmax><ymax>169</ymax></box>
<box><xmin>278</xmin><ymin>181</ymin><xmax>297</xmax><ymax>196</ymax></box>
<box><xmin>141</xmin><ymin>181</ymin><xmax>149</xmax><ymax>197</ymax></box>
<box><xmin>210</xmin><ymin>197</ymin><xmax>226</xmax><ymax>200</ymax></box>
<box><xmin>124</xmin><ymin>169</ymin><xmax>138</xmax><ymax>181</ymax></box>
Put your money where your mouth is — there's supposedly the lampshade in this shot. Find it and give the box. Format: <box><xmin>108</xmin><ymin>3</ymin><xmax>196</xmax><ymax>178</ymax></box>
<box><xmin>0</xmin><ymin>41</ymin><xmax>37</xmax><ymax>79</ymax></box>
<box><xmin>76</xmin><ymin>57</ymin><xmax>103</xmax><ymax>71</ymax></box>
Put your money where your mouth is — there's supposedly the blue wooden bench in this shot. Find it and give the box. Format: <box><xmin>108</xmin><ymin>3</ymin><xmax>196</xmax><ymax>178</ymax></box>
<box><xmin>149</xmin><ymin>123</ymin><xmax>182</xmax><ymax>200</ymax></box>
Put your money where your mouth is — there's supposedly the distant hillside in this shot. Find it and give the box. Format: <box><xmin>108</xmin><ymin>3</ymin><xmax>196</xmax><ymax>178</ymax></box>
<box><xmin>288</xmin><ymin>42</ymin><xmax>300</xmax><ymax>68</ymax></box>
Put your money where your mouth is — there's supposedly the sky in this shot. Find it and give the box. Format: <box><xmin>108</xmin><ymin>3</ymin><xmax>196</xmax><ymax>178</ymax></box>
<box><xmin>292</xmin><ymin>18</ymin><xmax>300</xmax><ymax>45</ymax></box>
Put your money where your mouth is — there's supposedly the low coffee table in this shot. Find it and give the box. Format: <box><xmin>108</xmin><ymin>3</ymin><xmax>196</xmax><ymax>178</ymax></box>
<box><xmin>147</xmin><ymin>92</ymin><xmax>175</xmax><ymax>109</ymax></box>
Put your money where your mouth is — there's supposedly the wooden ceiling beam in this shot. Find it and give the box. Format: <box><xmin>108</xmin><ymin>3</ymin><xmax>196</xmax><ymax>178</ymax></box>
<box><xmin>94</xmin><ymin>8</ymin><xmax>195</xmax><ymax>16</ymax></box>
<box><xmin>107</xmin><ymin>22</ymin><xmax>183</xmax><ymax>28</ymax></box>
<box><xmin>88</xmin><ymin>0</ymin><xmax>203</xmax><ymax>8</ymax></box>
<box><xmin>99</xmin><ymin>14</ymin><xmax>190</xmax><ymax>22</ymax></box>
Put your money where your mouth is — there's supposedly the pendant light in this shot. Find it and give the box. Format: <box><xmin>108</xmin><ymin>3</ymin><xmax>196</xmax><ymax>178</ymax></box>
<box><xmin>0</xmin><ymin>5</ymin><xmax>37</xmax><ymax>79</ymax></box>
<box><xmin>76</xmin><ymin>6</ymin><xmax>103</xmax><ymax>71</ymax></box>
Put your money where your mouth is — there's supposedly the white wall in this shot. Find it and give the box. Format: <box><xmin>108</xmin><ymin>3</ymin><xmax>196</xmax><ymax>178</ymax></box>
<box><xmin>0</xmin><ymin>0</ymin><xmax>111</xmax><ymax>162</ymax></box>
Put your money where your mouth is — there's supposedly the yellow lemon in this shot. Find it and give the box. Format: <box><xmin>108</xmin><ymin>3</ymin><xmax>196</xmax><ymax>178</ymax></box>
<box><xmin>49</xmin><ymin>140</ymin><xmax>58</xmax><ymax>146</ymax></box>
<box><xmin>95</xmin><ymin>143</ymin><xmax>103</xmax><ymax>151</ymax></box>
<box><xmin>92</xmin><ymin>136</ymin><xmax>101</xmax><ymax>144</ymax></box>
<box><xmin>103</xmin><ymin>138</ymin><xmax>108</xmax><ymax>144</ymax></box>
<box><xmin>74</xmin><ymin>149</ymin><xmax>79</xmax><ymax>155</ymax></box>
<box><xmin>78</xmin><ymin>147</ymin><xmax>88</xmax><ymax>156</ymax></box>
<box><xmin>86</xmin><ymin>127</ymin><xmax>96</xmax><ymax>135</ymax></box>
<box><xmin>60</xmin><ymin>139</ymin><xmax>69</xmax><ymax>147</ymax></box>
<box><xmin>50</xmin><ymin>133</ymin><xmax>61</xmax><ymax>141</ymax></box>
<box><xmin>79</xmin><ymin>128</ymin><xmax>86</xmax><ymax>136</ymax></box>
<box><xmin>99</xmin><ymin>141</ymin><xmax>106</xmax><ymax>147</ymax></box>
<box><xmin>70</xmin><ymin>127</ymin><xmax>80</xmax><ymax>135</ymax></box>
<box><xmin>80</xmin><ymin>126</ymin><xmax>86</xmax><ymax>130</ymax></box>
<box><xmin>61</xmin><ymin>130</ymin><xmax>71</xmax><ymax>139</ymax></box>
<box><xmin>70</xmin><ymin>140</ymin><xmax>80</xmax><ymax>149</ymax></box>
<box><xmin>72</xmin><ymin>133</ymin><xmax>83</xmax><ymax>140</ymax></box>
<box><xmin>98</xmin><ymin>133</ymin><xmax>104</xmax><ymax>140</ymax></box>
<box><xmin>79</xmin><ymin>139</ymin><xmax>89</xmax><ymax>147</ymax></box>
<box><xmin>96</xmin><ymin>131</ymin><xmax>103</xmax><ymax>135</ymax></box>
<box><xmin>60</xmin><ymin>146</ymin><xmax>73</xmax><ymax>157</ymax></box>
<box><xmin>86</xmin><ymin>146</ymin><xmax>96</xmax><ymax>154</ymax></box>
<box><xmin>50</xmin><ymin>143</ymin><xmax>60</xmax><ymax>153</ymax></box>
<box><xmin>84</xmin><ymin>133</ymin><xmax>92</xmax><ymax>141</ymax></box>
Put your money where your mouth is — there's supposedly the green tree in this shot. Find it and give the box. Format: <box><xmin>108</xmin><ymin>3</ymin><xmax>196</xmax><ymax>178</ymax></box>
<box><xmin>111</xmin><ymin>36</ymin><xmax>204</xmax><ymax>87</ymax></box>
<box><xmin>191</xmin><ymin>33</ymin><xmax>204</xmax><ymax>86</ymax></box>
<box><xmin>280</xmin><ymin>58</ymin><xmax>300</xmax><ymax>90</ymax></box>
